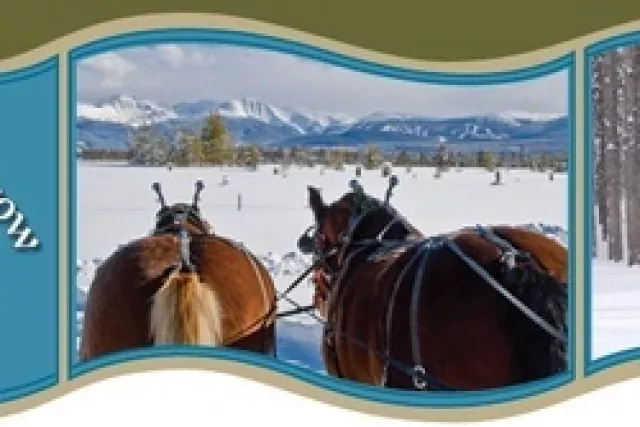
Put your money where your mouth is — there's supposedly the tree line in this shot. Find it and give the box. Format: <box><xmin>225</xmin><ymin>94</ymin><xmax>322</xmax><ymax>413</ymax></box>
<box><xmin>78</xmin><ymin>111</ymin><xmax>567</xmax><ymax>173</ymax></box>
<box><xmin>126</xmin><ymin>113</ymin><xmax>249</xmax><ymax>167</ymax></box>
<box><xmin>592</xmin><ymin>45</ymin><xmax>640</xmax><ymax>266</ymax></box>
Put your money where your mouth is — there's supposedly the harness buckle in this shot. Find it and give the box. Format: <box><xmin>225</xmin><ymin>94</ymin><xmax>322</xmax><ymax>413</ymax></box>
<box><xmin>500</xmin><ymin>251</ymin><xmax>517</xmax><ymax>270</ymax></box>
<box><xmin>324</xmin><ymin>328</ymin><xmax>336</xmax><ymax>348</ymax></box>
<box><xmin>337</xmin><ymin>230</ymin><xmax>349</xmax><ymax>246</ymax></box>
<box><xmin>413</xmin><ymin>365</ymin><xmax>428</xmax><ymax>390</ymax></box>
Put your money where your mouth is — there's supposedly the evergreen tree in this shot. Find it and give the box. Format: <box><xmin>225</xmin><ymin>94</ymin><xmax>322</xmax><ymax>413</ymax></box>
<box><xmin>591</xmin><ymin>46</ymin><xmax>640</xmax><ymax>265</ymax></box>
<box><xmin>394</xmin><ymin>149</ymin><xmax>412</xmax><ymax>166</ymax></box>
<box><xmin>363</xmin><ymin>144</ymin><xmax>383</xmax><ymax>170</ymax></box>
<box><xmin>128</xmin><ymin>124</ymin><xmax>167</xmax><ymax>166</ymax></box>
<box><xmin>237</xmin><ymin>143</ymin><xmax>262</xmax><ymax>168</ymax></box>
<box><xmin>477</xmin><ymin>149</ymin><xmax>496</xmax><ymax>171</ymax></box>
<box><xmin>418</xmin><ymin>151</ymin><xmax>430</xmax><ymax>166</ymax></box>
<box><xmin>201</xmin><ymin>112</ymin><xmax>235</xmax><ymax>165</ymax></box>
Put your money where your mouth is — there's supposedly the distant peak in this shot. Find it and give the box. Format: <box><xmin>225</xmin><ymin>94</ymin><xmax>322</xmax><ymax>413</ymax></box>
<box><xmin>98</xmin><ymin>93</ymin><xmax>139</xmax><ymax>105</ymax></box>
<box><xmin>77</xmin><ymin>93</ymin><xmax>177</xmax><ymax>127</ymax></box>
<box><xmin>492</xmin><ymin>111</ymin><xmax>566</xmax><ymax>121</ymax></box>
<box><xmin>362</xmin><ymin>111</ymin><xmax>418</xmax><ymax>121</ymax></box>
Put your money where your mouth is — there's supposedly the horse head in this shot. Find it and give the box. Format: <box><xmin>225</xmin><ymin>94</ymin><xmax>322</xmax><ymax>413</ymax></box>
<box><xmin>299</xmin><ymin>175</ymin><xmax>404</xmax><ymax>255</ymax></box>
<box><xmin>298</xmin><ymin>175</ymin><xmax>416</xmax><ymax>316</ymax></box>
<box><xmin>151</xmin><ymin>180</ymin><xmax>212</xmax><ymax>236</ymax></box>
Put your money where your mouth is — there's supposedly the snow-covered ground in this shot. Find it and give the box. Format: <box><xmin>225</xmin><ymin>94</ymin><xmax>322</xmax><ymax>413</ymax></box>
<box><xmin>591</xmin><ymin>259</ymin><xmax>640</xmax><ymax>360</ymax></box>
<box><xmin>590</xmin><ymin>201</ymin><xmax>640</xmax><ymax>361</ymax></box>
<box><xmin>75</xmin><ymin>161</ymin><xmax>568</xmax><ymax>372</ymax></box>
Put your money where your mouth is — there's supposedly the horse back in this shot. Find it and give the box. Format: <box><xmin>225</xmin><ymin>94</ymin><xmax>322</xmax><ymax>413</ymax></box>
<box><xmin>323</xmin><ymin>225</ymin><xmax>568</xmax><ymax>390</ymax></box>
<box><xmin>80</xmin><ymin>234</ymin><xmax>276</xmax><ymax>360</ymax></box>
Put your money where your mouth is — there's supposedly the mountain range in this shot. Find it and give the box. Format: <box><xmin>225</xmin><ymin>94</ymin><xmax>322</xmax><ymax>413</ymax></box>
<box><xmin>76</xmin><ymin>94</ymin><xmax>569</xmax><ymax>154</ymax></box>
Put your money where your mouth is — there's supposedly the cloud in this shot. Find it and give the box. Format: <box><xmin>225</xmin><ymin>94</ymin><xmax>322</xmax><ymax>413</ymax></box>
<box><xmin>76</xmin><ymin>44</ymin><xmax>569</xmax><ymax>118</ymax></box>
<box><xmin>150</xmin><ymin>44</ymin><xmax>218</xmax><ymax>68</ymax></box>
<box><xmin>80</xmin><ymin>52</ymin><xmax>138</xmax><ymax>89</ymax></box>
<box><xmin>154</xmin><ymin>44</ymin><xmax>186</xmax><ymax>68</ymax></box>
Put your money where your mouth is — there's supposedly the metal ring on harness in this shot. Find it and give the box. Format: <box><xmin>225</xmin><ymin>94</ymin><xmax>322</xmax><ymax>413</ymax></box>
<box><xmin>176</xmin><ymin>215</ymin><xmax>196</xmax><ymax>273</ymax></box>
<box><xmin>413</xmin><ymin>365</ymin><xmax>428</xmax><ymax>390</ymax></box>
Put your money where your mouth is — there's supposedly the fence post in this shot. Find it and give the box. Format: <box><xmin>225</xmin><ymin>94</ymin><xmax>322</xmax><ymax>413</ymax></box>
<box><xmin>237</xmin><ymin>193</ymin><xmax>242</xmax><ymax>212</ymax></box>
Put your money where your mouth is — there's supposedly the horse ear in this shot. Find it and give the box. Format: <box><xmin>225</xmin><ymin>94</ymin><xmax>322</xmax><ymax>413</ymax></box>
<box><xmin>308</xmin><ymin>186</ymin><xmax>326</xmax><ymax>219</ymax></box>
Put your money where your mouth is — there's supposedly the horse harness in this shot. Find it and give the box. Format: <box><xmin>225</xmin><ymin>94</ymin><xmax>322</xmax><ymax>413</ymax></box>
<box><xmin>296</xmin><ymin>187</ymin><xmax>567</xmax><ymax>392</ymax></box>
<box><xmin>153</xmin><ymin>203</ymin><xmax>209</xmax><ymax>273</ymax></box>
<box><xmin>151</xmin><ymin>187</ymin><xmax>277</xmax><ymax>356</ymax></box>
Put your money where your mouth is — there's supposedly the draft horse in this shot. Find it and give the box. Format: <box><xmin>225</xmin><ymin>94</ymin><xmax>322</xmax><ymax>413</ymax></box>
<box><xmin>79</xmin><ymin>180</ymin><xmax>277</xmax><ymax>362</ymax></box>
<box><xmin>297</xmin><ymin>177</ymin><xmax>568</xmax><ymax>391</ymax></box>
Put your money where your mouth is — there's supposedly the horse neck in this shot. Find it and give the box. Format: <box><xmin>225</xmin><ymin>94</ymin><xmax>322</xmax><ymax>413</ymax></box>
<box><xmin>330</xmin><ymin>207</ymin><xmax>411</xmax><ymax>272</ymax></box>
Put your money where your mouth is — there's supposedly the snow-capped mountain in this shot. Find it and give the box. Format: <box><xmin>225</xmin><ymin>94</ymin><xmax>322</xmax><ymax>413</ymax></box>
<box><xmin>78</xmin><ymin>95</ymin><xmax>352</xmax><ymax>132</ymax></box>
<box><xmin>77</xmin><ymin>94</ymin><xmax>178</xmax><ymax>127</ymax></box>
<box><xmin>76</xmin><ymin>94</ymin><xmax>569</xmax><ymax>153</ymax></box>
<box><xmin>178</xmin><ymin>98</ymin><xmax>305</xmax><ymax>133</ymax></box>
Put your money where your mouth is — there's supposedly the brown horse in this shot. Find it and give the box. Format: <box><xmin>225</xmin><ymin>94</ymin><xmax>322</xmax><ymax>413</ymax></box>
<box><xmin>297</xmin><ymin>177</ymin><xmax>568</xmax><ymax>391</ymax></box>
<box><xmin>79</xmin><ymin>180</ymin><xmax>277</xmax><ymax>362</ymax></box>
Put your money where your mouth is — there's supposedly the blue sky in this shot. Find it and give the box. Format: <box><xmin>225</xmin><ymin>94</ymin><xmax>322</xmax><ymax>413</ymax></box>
<box><xmin>77</xmin><ymin>43</ymin><xmax>568</xmax><ymax>118</ymax></box>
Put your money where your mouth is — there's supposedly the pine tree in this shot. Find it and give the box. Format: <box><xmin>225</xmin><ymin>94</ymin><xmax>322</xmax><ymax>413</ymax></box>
<box><xmin>336</xmin><ymin>148</ymin><xmax>347</xmax><ymax>170</ymax></box>
<box><xmin>201</xmin><ymin>112</ymin><xmax>235</xmax><ymax>165</ymax></box>
<box><xmin>171</xmin><ymin>128</ymin><xmax>192</xmax><ymax>166</ymax></box>
<box><xmin>419</xmin><ymin>151</ymin><xmax>430</xmax><ymax>166</ymax></box>
<box><xmin>518</xmin><ymin>145</ymin><xmax>527</xmax><ymax>168</ymax></box>
<box><xmin>435</xmin><ymin>144</ymin><xmax>449</xmax><ymax>171</ymax></box>
<box><xmin>630</xmin><ymin>46</ymin><xmax>640</xmax><ymax>265</ymax></box>
<box><xmin>591</xmin><ymin>46</ymin><xmax>640</xmax><ymax>265</ymax></box>
<box><xmin>604</xmin><ymin>50</ymin><xmax>623</xmax><ymax>262</ymax></box>
<box><xmin>476</xmin><ymin>149</ymin><xmax>496</xmax><ymax>171</ymax></box>
<box><xmin>248</xmin><ymin>144</ymin><xmax>262</xmax><ymax>168</ymax></box>
<box><xmin>394</xmin><ymin>149</ymin><xmax>412</xmax><ymax>166</ymax></box>
<box><xmin>621</xmin><ymin>47</ymin><xmax>637</xmax><ymax>265</ymax></box>
<box><xmin>293</xmin><ymin>146</ymin><xmax>310</xmax><ymax>166</ymax></box>
<box><xmin>128</xmin><ymin>124</ymin><xmax>166</xmax><ymax>166</ymax></box>
<box><xmin>363</xmin><ymin>144</ymin><xmax>383</xmax><ymax>170</ymax></box>
<box><xmin>593</xmin><ymin>54</ymin><xmax>606</xmax><ymax>256</ymax></box>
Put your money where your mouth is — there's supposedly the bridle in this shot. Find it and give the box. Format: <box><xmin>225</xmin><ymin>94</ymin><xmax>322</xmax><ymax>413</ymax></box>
<box><xmin>298</xmin><ymin>177</ymin><xmax>419</xmax><ymax>298</ymax></box>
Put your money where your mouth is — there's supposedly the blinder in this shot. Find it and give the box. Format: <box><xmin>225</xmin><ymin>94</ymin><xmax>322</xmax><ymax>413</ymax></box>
<box><xmin>299</xmin><ymin>176</ymin><xmax>401</xmax><ymax>274</ymax></box>
<box><xmin>156</xmin><ymin>203</ymin><xmax>202</xmax><ymax>226</ymax></box>
<box><xmin>297</xmin><ymin>224</ymin><xmax>337</xmax><ymax>265</ymax></box>
<box><xmin>151</xmin><ymin>180</ymin><xmax>209</xmax><ymax>235</ymax></box>
<box><xmin>297</xmin><ymin>225</ymin><xmax>317</xmax><ymax>255</ymax></box>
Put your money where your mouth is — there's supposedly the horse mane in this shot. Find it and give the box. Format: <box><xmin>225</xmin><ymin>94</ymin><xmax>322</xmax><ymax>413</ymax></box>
<box><xmin>506</xmin><ymin>265</ymin><xmax>567</xmax><ymax>380</ymax></box>
<box><xmin>335</xmin><ymin>191</ymin><xmax>378</xmax><ymax>210</ymax></box>
<box><xmin>492</xmin><ymin>229</ymin><xmax>568</xmax><ymax>381</ymax></box>
<box><xmin>333</xmin><ymin>191</ymin><xmax>423</xmax><ymax>242</ymax></box>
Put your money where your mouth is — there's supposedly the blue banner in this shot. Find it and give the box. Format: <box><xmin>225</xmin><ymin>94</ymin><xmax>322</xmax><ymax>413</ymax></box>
<box><xmin>0</xmin><ymin>57</ymin><xmax>59</xmax><ymax>403</ymax></box>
